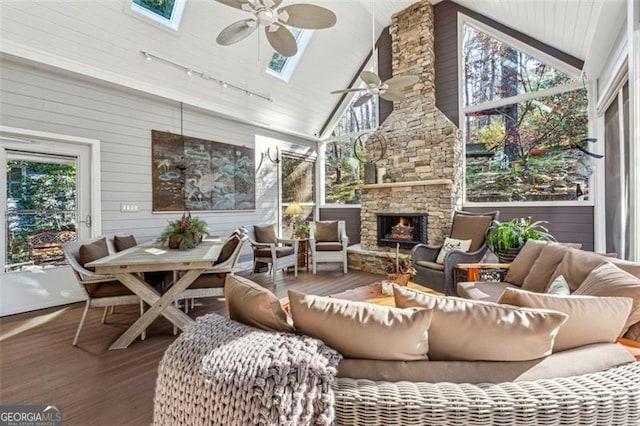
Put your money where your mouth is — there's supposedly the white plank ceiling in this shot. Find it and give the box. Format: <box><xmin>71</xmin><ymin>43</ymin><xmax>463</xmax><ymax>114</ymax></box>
<box><xmin>0</xmin><ymin>0</ymin><xmax>626</xmax><ymax>139</ymax></box>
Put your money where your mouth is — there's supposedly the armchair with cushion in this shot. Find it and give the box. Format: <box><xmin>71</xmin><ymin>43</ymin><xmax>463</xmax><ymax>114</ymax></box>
<box><xmin>309</xmin><ymin>220</ymin><xmax>349</xmax><ymax>274</ymax></box>
<box><xmin>411</xmin><ymin>210</ymin><xmax>499</xmax><ymax>296</ymax></box>
<box><xmin>246</xmin><ymin>224</ymin><xmax>298</xmax><ymax>283</ymax></box>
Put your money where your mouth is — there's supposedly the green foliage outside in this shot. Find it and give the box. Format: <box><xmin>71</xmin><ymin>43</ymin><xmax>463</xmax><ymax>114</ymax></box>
<box><xmin>324</xmin><ymin>139</ymin><xmax>363</xmax><ymax>204</ymax></box>
<box><xmin>133</xmin><ymin>0</ymin><xmax>176</xmax><ymax>19</ymax></box>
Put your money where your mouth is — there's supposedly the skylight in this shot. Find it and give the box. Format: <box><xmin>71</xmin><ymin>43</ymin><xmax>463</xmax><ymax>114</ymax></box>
<box><xmin>130</xmin><ymin>0</ymin><xmax>187</xmax><ymax>31</ymax></box>
<box><xmin>266</xmin><ymin>29</ymin><xmax>313</xmax><ymax>82</ymax></box>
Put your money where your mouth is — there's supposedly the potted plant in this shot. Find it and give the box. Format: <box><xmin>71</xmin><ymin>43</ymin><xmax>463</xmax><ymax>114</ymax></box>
<box><xmin>382</xmin><ymin>172</ymin><xmax>394</xmax><ymax>183</ymax></box>
<box><xmin>486</xmin><ymin>217</ymin><xmax>555</xmax><ymax>262</ymax></box>
<box><xmin>158</xmin><ymin>212</ymin><xmax>209</xmax><ymax>250</ymax></box>
<box><xmin>385</xmin><ymin>243</ymin><xmax>416</xmax><ymax>285</ymax></box>
<box><xmin>295</xmin><ymin>223</ymin><xmax>310</xmax><ymax>239</ymax></box>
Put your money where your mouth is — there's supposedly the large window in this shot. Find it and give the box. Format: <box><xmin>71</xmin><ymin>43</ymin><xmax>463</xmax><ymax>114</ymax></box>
<box><xmin>324</xmin><ymin>137</ymin><xmax>364</xmax><ymax>205</ymax></box>
<box><xmin>281</xmin><ymin>154</ymin><xmax>315</xmax><ymax>238</ymax></box>
<box><xmin>462</xmin><ymin>22</ymin><xmax>590</xmax><ymax>203</ymax></box>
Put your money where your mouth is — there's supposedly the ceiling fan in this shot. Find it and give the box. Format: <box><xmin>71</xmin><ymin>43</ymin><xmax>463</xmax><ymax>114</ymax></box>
<box><xmin>214</xmin><ymin>0</ymin><xmax>337</xmax><ymax>57</ymax></box>
<box><xmin>330</xmin><ymin>0</ymin><xmax>418</xmax><ymax>107</ymax></box>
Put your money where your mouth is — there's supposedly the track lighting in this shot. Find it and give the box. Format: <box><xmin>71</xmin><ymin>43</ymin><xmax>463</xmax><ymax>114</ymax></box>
<box><xmin>140</xmin><ymin>50</ymin><xmax>273</xmax><ymax>103</ymax></box>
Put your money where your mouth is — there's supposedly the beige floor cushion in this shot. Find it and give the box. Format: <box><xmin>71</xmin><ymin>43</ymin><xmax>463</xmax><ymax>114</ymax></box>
<box><xmin>288</xmin><ymin>290</ymin><xmax>431</xmax><ymax>361</ymax></box>
<box><xmin>498</xmin><ymin>287</ymin><xmax>632</xmax><ymax>351</ymax></box>
<box><xmin>394</xmin><ymin>286</ymin><xmax>567</xmax><ymax>361</ymax></box>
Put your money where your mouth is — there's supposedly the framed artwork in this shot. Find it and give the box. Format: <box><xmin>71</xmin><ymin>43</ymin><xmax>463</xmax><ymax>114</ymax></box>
<box><xmin>130</xmin><ymin>0</ymin><xmax>187</xmax><ymax>31</ymax></box>
<box><xmin>152</xmin><ymin>130</ymin><xmax>256</xmax><ymax>212</ymax></box>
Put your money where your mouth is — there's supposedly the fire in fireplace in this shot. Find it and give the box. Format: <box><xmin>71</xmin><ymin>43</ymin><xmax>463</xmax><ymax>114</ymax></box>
<box><xmin>377</xmin><ymin>213</ymin><xmax>427</xmax><ymax>248</ymax></box>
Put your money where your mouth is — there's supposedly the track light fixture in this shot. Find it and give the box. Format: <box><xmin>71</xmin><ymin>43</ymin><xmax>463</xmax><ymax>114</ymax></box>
<box><xmin>140</xmin><ymin>50</ymin><xmax>273</xmax><ymax>103</ymax></box>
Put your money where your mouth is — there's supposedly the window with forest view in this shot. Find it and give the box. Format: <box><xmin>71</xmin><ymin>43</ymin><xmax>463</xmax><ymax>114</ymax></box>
<box><xmin>5</xmin><ymin>157</ymin><xmax>77</xmax><ymax>272</ymax></box>
<box><xmin>462</xmin><ymin>22</ymin><xmax>590</xmax><ymax>203</ymax></box>
<box><xmin>281</xmin><ymin>154</ymin><xmax>315</xmax><ymax>238</ymax></box>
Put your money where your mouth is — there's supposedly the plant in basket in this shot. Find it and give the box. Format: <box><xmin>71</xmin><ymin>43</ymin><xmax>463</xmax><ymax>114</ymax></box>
<box><xmin>486</xmin><ymin>217</ymin><xmax>555</xmax><ymax>262</ymax></box>
<box><xmin>385</xmin><ymin>243</ymin><xmax>417</xmax><ymax>286</ymax></box>
<box><xmin>157</xmin><ymin>212</ymin><xmax>208</xmax><ymax>250</ymax></box>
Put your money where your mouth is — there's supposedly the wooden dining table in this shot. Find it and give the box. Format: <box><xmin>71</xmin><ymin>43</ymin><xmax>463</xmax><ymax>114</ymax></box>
<box><xmin>86</xmin><ymin>240</ymin><xmax>222</xmax><ymax>350</ymax></box>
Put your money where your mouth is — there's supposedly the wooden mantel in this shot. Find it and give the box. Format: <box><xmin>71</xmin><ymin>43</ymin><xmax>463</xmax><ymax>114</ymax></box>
<box><xmin>362</xmin><ymin>179</ymin><xmax>452</xmax><ymax>190</ymax></box>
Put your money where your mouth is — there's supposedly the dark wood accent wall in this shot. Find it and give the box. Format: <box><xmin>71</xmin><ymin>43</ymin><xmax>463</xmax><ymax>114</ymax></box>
<box><xmin>377</xmin><ymin>27</ymin><xmax>393</xmax><ymax>125</ymax></box>
<box><xmin>433</xmin><ymin>1</ymin><xmax>585</xmax><ymax>127</ymax></box>
<box><xmin>465</xmin><ymin>206</ymin><xmax>594</xmax><ymax>251</ymax></box>
<box><xmin>319</xmin><ymin>207</ymin><xmax>361</xmax><ymax>245</ymax></box>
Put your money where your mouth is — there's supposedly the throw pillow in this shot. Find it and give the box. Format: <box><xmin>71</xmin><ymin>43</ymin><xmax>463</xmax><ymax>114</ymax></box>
<box><xmin>215</xmin><ymin>235</ymin><xmax>239</xmax><ymax>265</ymax></box>
<box><xmin>436</xmin><ymin>237</ymin><xmax>472</xmax><ymax>264</ymax></box>
<box><xmin>498</xmin><ymin>287</ymin><xmax>632</xmax><ymax>351</ymax></box>
<box><xmin>79</xmin><ymin>238</ymin><xmax>109</xmax><ymax>271</ymax></box>
<box><xmin>545</xmin><ymin>275</ymin><xmax>571</xmax><ymax>296</ymax></box>
<box><xmin>393</xmin><ymin>285</ymin><xmax>567</xmax><ymax>361</ymax></box>
<box><xmin>450</xmin><ymin>214</ymin><xmax>493</xmax><ymax>252</ymax></box>
<box><xmin>254</xmin><ymin>224</ymin><xmax>277</xmax><ymax>244</ymax></box>
<box><xmin>521</xmin><ymin>243</ymin><xmax>571</xmax><ymax>293</ymax></box>
<box><xmin>315</xmin><ymin>221</ymin><xmax>339</xmax><ymax>242</ymax></box>
<box><xmin>504</xmin><ymin>239</ymin><xmax>548</xmax><ymax>286</ymax></box>
<box><xmin>545</xmin><ymin>248</ymin><xmax>610</xmax><ymax>292</ymax></box>
<box><xmin>574</xmin><ymin>262</ymin><xmax>640</xmax><ymax>334</ymax></box>
<box><xmin>113</xmin><ymin>235</ymin><xmax>137</xmax><ymax>252</ymax></box>
<box><xmin>288</xmin><ymin>290</ymin><xmax>431</xmax><ymax>360</ymax></box>
<box><xmin>225</xmin><ymin>275</ymin><xmax>294</xmax><ymax>333</ymax></box>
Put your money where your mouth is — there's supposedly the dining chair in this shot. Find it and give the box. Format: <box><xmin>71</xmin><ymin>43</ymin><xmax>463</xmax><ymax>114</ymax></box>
<box><xmin>245</xmin><ymin>224</ymin><xmax>298</xmax><ymax>284</ymax></box>
<box><xmin>309</xmin><ymin>220</ymin><xmax>349</xmax><ymax>274</ymax></box>
<box><xmin>62</xmin><ymin>237</ymin><xmax>145</xmax><ymax>346</ymax></box>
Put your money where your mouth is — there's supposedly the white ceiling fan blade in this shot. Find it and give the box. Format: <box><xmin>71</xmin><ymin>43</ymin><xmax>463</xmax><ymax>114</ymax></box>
<box><xmin>330</xmin><ymin>88</ymin><xmax>366</xmax><ymax>94</ymax></box>
<box><xmin>278</xmin><ymin>4</ymin><xmax>337</xmax><ymax>29</ymax></box>
<box><xmin>214</xmin><ymin>0</ymin><xmax>252</xmax><ymax>11</ymax></box>
<box><xmin>354</xmin><ymin>94</ymin><xmax>373</xmax><ymax>107</ymax></box>
<box><xmin>385</xmin><ymin>75</ymin><xmax>419</xmax><ymax>90</ymax></box>
<box><xmin>265</xmin><ymin>24</ymin><xmax>298</xmax><ymax>57</ymax></box>
<box><xmin>216</xmin><ymin>19</ymin><xmax>258</xmax><ymax>46</ymax></box>
<box><xmin>360</xmin><ymin>71</ymin><xmax>381</xmax><ymax>86</ymax></box>
<box><xmin>380</xmin><ymin>89</ymin><xmax>406</xmax><ymax>102</ymax></box>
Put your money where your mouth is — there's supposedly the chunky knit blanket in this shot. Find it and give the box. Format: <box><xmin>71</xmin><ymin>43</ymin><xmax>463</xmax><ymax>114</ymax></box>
<box><xmin>153</xmin><ymin>314</ymin><xmax>341</xmax><ymax>425</ymax></box>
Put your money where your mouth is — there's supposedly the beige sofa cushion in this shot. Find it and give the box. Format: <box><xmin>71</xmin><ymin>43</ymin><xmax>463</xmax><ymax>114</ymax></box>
<box><xmin>457</xmin><ymin>281</ymin><xmax>519</xmax><ymax>302</ymax></box>
<box><xmin>574</xmin><ymin>262</ymin><xmax>640</xmax><ymax>334</ymax></box>
<box><xmin>504</xmin><ymin>239</ymin><xmax>548</xmax><ymax>286</ymax></box>
<box><xmin>546</xmin><ymin>248</ymin><xmax>611</xmax><ymax>292</ymax></box>
<box><xmin>288</xmin><ymin>290</ymin><xmax>431</xmax><ymax>360</ymax></box>
<box><xmin>225</xmin><ymin>275</ymin><xmax>294</xmax><ymax>333</ymax></box>
<box><xmin>394</xmin><ymin>286</ymin><xmax>567</xmax><ymax>361</ymax></box>
<box><xmin>521</xmin><ymin>243</ymin><xmax>571</xmax><ymax>293</ymax></box>
<box><xmin>498</xmin><ymin>287</ymin><xmax>632</xmax><ymax>351</ymax></box>
<box><xmin>450</xmin><ymin>214</ymin><xmax>493</xmax><ymax>252</ymax></box>
<box><xmin>336</xmin><ymin>343</ymin><xmax>634</xmax><ymax>384</ymax></box>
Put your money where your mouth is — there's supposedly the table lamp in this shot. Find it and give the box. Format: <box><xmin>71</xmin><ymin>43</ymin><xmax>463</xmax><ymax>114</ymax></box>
<box><xmin>284</xmin><ymin>201</ymin><xmax>304</xmax><ymax>236</ymax></box>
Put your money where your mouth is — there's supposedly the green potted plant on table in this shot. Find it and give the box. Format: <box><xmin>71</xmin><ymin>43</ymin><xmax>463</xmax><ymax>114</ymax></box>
<box><xmin>486</xmin><ymin>217</ymin><xmax>555</xmax><ymax>262</ymax></box>
<box><xmin>158</xmin><ymin>212</ymin><xmax>209</xmax><ymax>250</ymax></box>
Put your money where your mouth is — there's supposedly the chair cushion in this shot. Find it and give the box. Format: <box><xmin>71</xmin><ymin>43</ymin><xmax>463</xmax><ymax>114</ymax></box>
<box><xmin>457</xmin><ymin>281</ymin><xmax>518</xmax><ymax>302</ymax></box>
<box><xmin>89</xmin><ymin>281</ymin><xmax>135</xmax><ymax>298</ymax></box>
<box><xmin>288</xmin><ymin>290</ymin><xmax>431</xmax><ymax>361</ymax></box>
<box><xmin>255</xmin><ymin>246</ymin><xmax>294</xmax><ymax>258</ymax></box>
<box><xmin>546</xmin><ymin>275</ymin><xmax>571</xmax><ymax>295</ymax></box>
<box><xmin>574</xmin><ymin>262</ymin><xmax>640</xmax><ymax>334</ymax></box>
<box><xmin>450</xmin><ymin>214</ymin><xmax>493</xmax><ymax>252</ymax></box>
<box><xmin>498</xmin><ymin>287</ymin><xmax>632</xmax><ymax>351</ymax></box>
<box><xmin>225</xmin><ymin>275</ymin><xmax>294</xmax><ymax>333</ymax></box>
<box><xmin>315</xmin><ymin>242</ymin><xmax>343</xmax><ymax>251</ymax></box>
<box><xmin>435</xmin><ymin>237</ymin><xmax>471</xmax><ymax>264</ymax></box>
<box><xmin>504</xmin><ymin>239</ymin><xmax>548</xmax><ymax>286</ymax></box>
<box><xmin>521</xmin><ymin>243</ymin><xmax>571</xmax><ymax>293</ymax></box>
<box><xmin>415</xmin><ymin>260</ymin><xmax>445</xmax><ymax>271</ymax></box>
<box><xmin>394</xmin><ymin>285</ymin><xmax>567</xmax><ymax>361</ymax></box>
<box><xmin>215</xmin><ymin>235</ymin><xmax>239</xmax><ymax>265</ymax></box>
<box><xmin>315</xmin><ymin>221</ymin><xmax>338</xmax><ymax>242</ymax></box>
<box><xmin>189</xmin><ymin>272</ymin><xmax>226</xmax><ymax>289</ymax></box>
<box><xmin>336</xmin><ymin>343</ymin><xmax>634</xmax><ymax>384</ymax></box>
<box><xmin>113</xmin><ymin>235</ymin><xmax>137</xmax><ymax>252</ymax></box>
<box><xmin>254</xmin><ymin>224</ymin><xmax>277</xmax><ymax>244</ymax></box>
<box><xmin>79</xmin><ymin>238</ymin><xmax>109</xmax><ymax>271</ymax></box>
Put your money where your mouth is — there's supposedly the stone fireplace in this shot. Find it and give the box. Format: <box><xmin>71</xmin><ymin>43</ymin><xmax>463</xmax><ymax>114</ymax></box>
<box><xmin>377</xmin><ymin>213</ymin><xmax>427</xmax><ymax>248</ymax></box>
<box><xmin>348</xmin><ymin>1</ymin><xmax>463</xmax><ymax>273</ymax></box>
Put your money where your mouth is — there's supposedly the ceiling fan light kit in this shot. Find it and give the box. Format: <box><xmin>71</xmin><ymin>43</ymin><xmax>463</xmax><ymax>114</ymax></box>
<box><xmin>215</xmin><ymin>0</ymin><xmax>337</xmax><ymax>57</ymax></box>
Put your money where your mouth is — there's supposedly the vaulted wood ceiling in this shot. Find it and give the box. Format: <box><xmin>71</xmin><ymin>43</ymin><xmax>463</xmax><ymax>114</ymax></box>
<box><xmin>0</xmin><ymin>0</ymin><xmax>626</xmax><ymax>140</ymax></box>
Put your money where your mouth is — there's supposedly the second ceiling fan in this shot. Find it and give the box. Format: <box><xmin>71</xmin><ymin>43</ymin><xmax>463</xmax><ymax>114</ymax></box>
<box><xmin>215</xmin><ymin>0</ymin><xmax>337</xmax><ymax>57</ymax></box>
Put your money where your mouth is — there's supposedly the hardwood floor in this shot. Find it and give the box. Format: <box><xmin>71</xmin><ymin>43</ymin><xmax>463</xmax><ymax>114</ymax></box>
<box><xmin>0</xmin><ymin>266</ymin><xmax>383</xmax><ymax>426</ymax></box>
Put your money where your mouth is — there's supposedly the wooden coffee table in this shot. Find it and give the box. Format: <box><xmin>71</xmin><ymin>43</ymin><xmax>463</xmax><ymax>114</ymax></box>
<box><xmin>329</xmin><ymin>281</ymin><xmax>443</xmax><ymax>307</ymax></box>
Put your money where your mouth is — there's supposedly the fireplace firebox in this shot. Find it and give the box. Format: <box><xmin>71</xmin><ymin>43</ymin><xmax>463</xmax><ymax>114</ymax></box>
<box><xmin>377</xmin><ymin>213</ymin><xmax>427</xmax><ymax>248</ymax></box>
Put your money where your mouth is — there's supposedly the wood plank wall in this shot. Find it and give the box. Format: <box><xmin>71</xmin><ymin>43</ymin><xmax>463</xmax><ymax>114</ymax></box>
<box><xmin>319</xmin><ymin>208</ymin><xmax>361</xmax><ymax>245</ymax></box>
<box><xmin>465</xmin><ymin>206</ymin><xmax>594</xmax><ymax>251</ymax></box>
<box><xmin>0</xmin><ymin>59</ymin><xmax>314</xmax><ymax>247</ymax></box>
<box><xmin>377</xmin><ymin>27</ymin><xmax>394</xmax><ymax>125</ymax></box>
<box><xmin>433</xmin><ymin>1</ymin><xmax>584</xmax><ymax>127</ymax></box>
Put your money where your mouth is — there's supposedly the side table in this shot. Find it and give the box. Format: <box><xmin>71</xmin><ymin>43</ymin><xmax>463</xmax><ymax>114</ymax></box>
<box><xmin>297</xmin><ymin>238</ymin><xmax>309</xmax><ymax>271</ymax></box>
<box><xmin>454</xmin><ymin>263</ymin><xmax>511</xmax><ymax>284</ymax></box>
